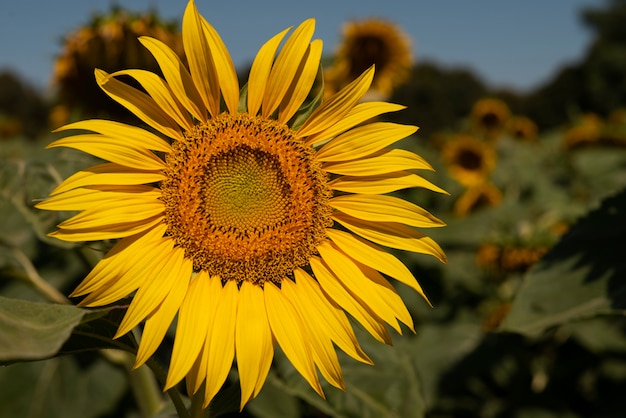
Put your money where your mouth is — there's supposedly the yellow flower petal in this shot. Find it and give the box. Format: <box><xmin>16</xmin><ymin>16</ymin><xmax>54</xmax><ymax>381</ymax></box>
<box><xmin>139</xmin><ymin>36</ymin><xmax>207</xmax><ymax>122</ymax></box>
<box><xmin>329</xmin><ymin>171</ymin><xmax>448</xmax><ymax>195</ymax></box>
<box><xmin>332</xmin><ymin>212</ymin><xmax>447</xmax><ymax>263</ymax></box>
<box><xmin>292</xmin><ymin>268</ymin><xmax>372</xmax><ymax>364</ymax></box>
<box><xmin>281</xmin><ymin>277</ymin><xmax>347</xmax><ymax>389</ymax></box>
<box><xmin>57</xmin><ymin>200</ymin><xmax>163</xmax><ymax>230</ymax></box>
<box><xmin>135</xmin><ymin>256</ymin><xmax>192</xmax><ymax>367</ymax></box>
<box><xmin>310</xmin><ymin>256</ymin><xmax>391</xmax><ymax>344</ymax></box>
<box><xmin>247</xmin><ymin>27</ymin><xmax>291</xmax><ymax>116</ymax></box>
<box><xmin>317</xmin><ymin>241</ymin><xmax>405</xmax><ymax>333</ymax></box>
<box><xmin>199</xmin><ymin>18</ymin><xmax>240</xmax><ymax>114</ymax></box>
<box><xmin>48</xmin><ymin>134</ymin><xmax>166</xmax><ymax>171</ymax></box>
<box><xmin>203</xmin><ymin>279</ymin><xmax>238</xmax><ymax>408</ymax></box>
<box><xmin>278</xmin><ymin>39</ymin><xmax>323</xmax><ymax>124</ymax></box>
<box><xmin>71</xmin><ymin>223</ymin><xmax>168</xmax><ymax>298</ymax></box>
<box><xmin>182</xmin><ymin>0</ymin><xmax>220</xmax><ymax>116</ymax></box>
<box><xmin>165</xmin><ymin>271</ymin><xmax>213</xmax><ymax>389</ymax></box>
<box><xmin>54</xmin><ymin>119</ymin><xmax>171</xmax><ymax>153</ymax></box>
<box><xmin>316</xmin><ymin>122</ymin><xmax>417</xmax><ymax>162</ymax></box>
<box><xmin>265</xmin><ymin>282</ymin><xmax>324</xmax><ymax>397</ymax></box>
<box><xmin>50</xmin><ymin>215</ymin><xmax>163</xmax><ymax>242</ymax></box>
<box><xmin>326</xmin><ymin>228</ymin><xmax>430</xmax><ymax>304</ymax></box>
<box><xmin>115</xmin><ymin>245</ymin><xmax>186</xmax><ymax>338</ymax></box>
<box><xmin>236</xmin><ymin>281</ymin><xmax>273</xmax><ymax>409</ymax></box>
<box><xmin>37</xmin><ymin>186</ymin><xmax>161</xmax><ymax>211</ymax></box>
<box><xmin>304</xmin><ymin>102</ymin><xmax>406</xmax><ymax>146</ymax></box>
<box><xmin>95</xmin><ymin>69</ymin><xmax>183</xmax><ymax>140</ymax></box>
<box><xmin>329</xmin><ymin>194</ymin><xmax>445</xmax><ymax>228</ymax></box>
<box><xmin>111</xmin><ymin>69</ymin><xmax>194</xmax><ymax>131</ymax></box>
<box><xmin>297</xmin><ymin>66</ymin><xmax>374</xmax><ymax>138</ymax></box>
<box><xmin>323</xmin><ymin>148</ymin><xmax>433</xmax><ymax>176</ymax></box>
<box><xmin>263</xmin><ymin>19</ymin><xmax>315</xmax><ymax>118</ymax></box>
<box><xmin>50</xmin><ymin>164</ymin><xmax>164</xmax><ymax>196</ymax></box>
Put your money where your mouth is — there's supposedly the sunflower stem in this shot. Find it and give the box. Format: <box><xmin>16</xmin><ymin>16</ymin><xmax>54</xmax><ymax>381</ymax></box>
<box><xmin>11</xmin><ymin>247</ymin><xmax>70</xmax><ymax>305</ymax></box>
<box><xmin>129</xmin><ymin>361</ymin><xmax>165</xmax><ymax>418</ymax></box>
<box><xmin>189</xmin><ymin>384</ymin><xmax>210</xmax><ymax>418</ymax></box>
<box><xmin>145</xmin><ymin>357</ymin><xmax>191</xmax><ymax>418</ymax></box>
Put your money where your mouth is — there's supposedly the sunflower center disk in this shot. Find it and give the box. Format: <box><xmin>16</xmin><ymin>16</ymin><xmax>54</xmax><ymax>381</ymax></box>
<box><xmin>162</xmin><ymin>113</ymin><xmax>332</xmax><ymax>285</ymax></box>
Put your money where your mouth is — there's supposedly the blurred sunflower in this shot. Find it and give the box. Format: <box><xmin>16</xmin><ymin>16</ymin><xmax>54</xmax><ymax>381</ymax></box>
<box><xmin>563</xmin><ymin>113</ymin><xmax>602</xmax><ymax>150</ymax></box>
<box><xmin>441</xmin><ymin>134</ymin><xmax>497</xmax><ymax>187</ymax></box>
<box><xmin>453</xmin><ymin>182</ymin><xmax>503</xmax><ymax>217</ymax></box>
<box><xmin>37</xmin><ymin>0</ymin><xmax>446</xmax><ymax>410</ymax></box>
<box><xmin>476</xmin><ymin>242</ymin><xmax>548</xmax><ymax>273</ymax></box>
<box><xmin>325</xmin><ymin>18</ymin><xmax>412</xmax><ymax>100</ymax></box>
<box><xmin>51</xmin><ymin>7</ymin><xmax>184</xmax><ymax>121</ymax></box>
<box><xmin>470</xmin><ymin>97</ymin><xmax>511</xmax><ymax>138</ymax></box>
<box><xmin>507</xmin><ymin>115</ymin><xmax>538</xmax><ymax>142</ymax></box>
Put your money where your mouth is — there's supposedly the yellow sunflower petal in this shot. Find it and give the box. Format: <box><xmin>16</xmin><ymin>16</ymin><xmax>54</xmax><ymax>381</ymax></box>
<box><xmin>37</xmin><ymin>185</ymin><xmax>160</xmax><ymax>211</ymax></box>
<box><xmin>50</xmin><ymin>215</ymin><xmax>163</xmax><ymax>242</ymax></box>
<box><xmin>47</xmin><ymin>134</ymin><xmax>166</xmax><ymax>171</ymax></box>
<box><xmin>304</xmin><ymin>102</ymin><xmax>406</xmax><ymax>146</ymax></box>
<box><xmin>323</xmin><ymin>148</ymin><xmax>433</xmax><ymax>176</ymax></box>
<box><xmin>353</xmin><ymin>262</ymin><xmax>414</xmax><ymax>332</ymax></box>
<box><xmin>111</xmin><ymin>69</ymin><xmax>194</xmax><ymax>131</ymax></box>
<box><xmin>332</xmin><ymin>212</ymin><xmax>447</xmax><ymax>263</ymax></box>
<box><xmin>247</xmin><ymin>27</ymin><xmax>291</xmax><ymax>116</ymax></box>
<box><xmin>78</xmin><ymin>239</ymin><xmax>173</xmax><ymax>307</ymax></box>
<box><xmin>263</xmin><ymin>19</ymin><xmax>315</xmax><ymax>118</ymax></box>
<box><xmin>95</xmin><ymin>69</ymin><xmax>182</xmax><ymax>140</ymax></box>
<box><xmin>57</xmin><ymin>199</ymin><xmax>163</xmax><ymax>230</ymax></box>
<box><xmin>329</xmin><ymin>171</ymin><xmax>449</xmax><ymax>195</ymax></box>
<box><xmin>114</xmin><ymin>245</ymin><xmax>186</xmax><ymax>338</ymax></box>
<box><xmin>50</xmin><ymin>163</ymin><xmax>164</xmax><ymax>196</ymax></box>
<box><xmin>316</xmin><ymin>122</ymin><xmax>417</xmax><ymax>162</ymax></box>
<box><xmin>165</xmin><ymin>271</ymin><xmax>213</xmax><ymax>389</ymax></box>
<box><xmin>236</xmin><ymin>281</ymin><xmax>273</xmax><ymax>409</ymax></box>
<box><xmin>135</xmin><ymin>256</ymin><xmax>192</xmax><ymax>367</ymax></box>
<box><xmin>292</xmin><ymin>268</ymin><xmax>372</xmax><ymax>364</ymax></box>
<box><xmin>54</xmin><ymin>120</ymin><xmax>171</xmax><ymax>153</ymax></box>
<box><xmin>329</xmin><ymin>194</ymin><xmax>445</xmax><ymax>228</ymax></box>
<box><xmin>281</xmin><ymin>277</ymin><xmax>347</xmax><ymax>389</ymax></box>
<box><xmin>310</xmin><ymin>256</ymin><xmax>392</xmax><ymax>344</ymax></box>
<box><xmin>317</xmin><ymin>241</ymin><xmax>404</xmax><ymax>334</ymax></box>
<box><xmin>326</xmin><ymin>228</ymin><xmax>430</xmax><ymax>304</ymax></box>
<box><xmin>71</xmin><ymin>223</ymin><xmax>167</xmax><ymax>298</ymax></box>
<box><xmin>199</xmin><ymin>17</ymin><xmax>240</xmax><ymax>114</ymax></box>
<box><xmin>297</xmin><ymin>66</ymin><xmax>374</xmax><ymax>138</ymax></box>
<box><xmin>139</xmin><ymin>36</ymin><xmax>207</xmax><ymax>122</ymax></box>
<box><xmin>182</xmin><ymin>0</ymin><xmax>220</xmax><ymax>116</ymax></box>
<box><xmin>265</xmin><ymin>282</ymin><xmax>324</xmax><ymax>397</ymax></box>
<box><xmin>203</xmin><ymin>279</ymin><xmax>238</xmax><ymax>408</ymax></box>
<box><xmin>278</xmin><ymin>39</ymin><xmax>323</xmax><ymax>124</ymax></box>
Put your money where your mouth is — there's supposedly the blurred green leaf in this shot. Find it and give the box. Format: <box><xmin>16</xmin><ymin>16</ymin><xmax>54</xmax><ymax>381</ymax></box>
<box><xmin>500</xmin><ymin>187</ymin><xmax>626</xmax><ymax>337</ymax></box>
<box><xmin>0</xmin><ymin>296</ymin><xmax>85</xmax><ymax>363</ymax></box>
<box><xmin>0</xmin><ymin>356</ymin><xmax>127</xmax><ymax>418</ymax></box>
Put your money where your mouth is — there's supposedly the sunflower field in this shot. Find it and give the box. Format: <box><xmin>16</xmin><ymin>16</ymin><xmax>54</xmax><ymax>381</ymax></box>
<box><xmin>1</xmin><ymin>1</ymin><xmax>625</xmax><ymax>418</ymax></box>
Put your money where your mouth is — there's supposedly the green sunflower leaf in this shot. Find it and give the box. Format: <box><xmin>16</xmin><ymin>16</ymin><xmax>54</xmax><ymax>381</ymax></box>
<box><xmin>0</xmin><ymin>296</ymin><xmax>86</xmax><ymax>364</ymax></box>
<box><xmin>499</xmin><ymin>187</ymin><xmax>626</xmax><ymax>337</ymax></box>
<box><xmin>0</xmin><ymin>296</ymin><xmax>136</xmax><ymax>365</ymax></box>
<box><xmin>0</xmin><ymin>356</ymin><xmax>127</xmax><ymax>418</ymax></box>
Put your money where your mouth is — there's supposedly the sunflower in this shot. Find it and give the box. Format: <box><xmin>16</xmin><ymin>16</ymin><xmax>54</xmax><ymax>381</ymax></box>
<box><xmin>51</xmin><ymin>6</ymin><xmax>184</xmax><ymax>121</ymax></box>
<box><xmin>453</xmin><ymin>181</ymin><xmax>503</xmax><ymax>217</ymax></box>
<box><xmin>441</xmin><ymin>134</ymin><xmax>497</xmax><ymax>187</ymax></box>
<box><xmin>506</xmin><ymin>115</ymin><xmax>538</xmax><ymax>142</ymax></box>
<box><xmin>324</xmin><ymin>18</ymin><xmax>413</xmax><ymax>100</ymax></box>
<box><xmin>37</xmin><ymin>0</ymin><xmax>446</xmax><ymax>410</ymax></box>
<box><xmin>470</xmin><ymin>98</ymin><xmax>511</xmax><ymax>138</ymax></box>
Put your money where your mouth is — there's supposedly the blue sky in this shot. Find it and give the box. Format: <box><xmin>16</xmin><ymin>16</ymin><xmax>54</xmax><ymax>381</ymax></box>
<box><xmin>0</xmin><ymin>0</ymin><xmax>601</xmax><ymax>94</ymax></box>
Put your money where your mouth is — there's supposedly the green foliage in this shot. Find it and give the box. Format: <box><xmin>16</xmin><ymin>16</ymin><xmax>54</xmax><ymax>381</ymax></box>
<box><xmin>501</xmin><ymin>188</ymin><xmax>626</xmax><ymax>336</ymax></box>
